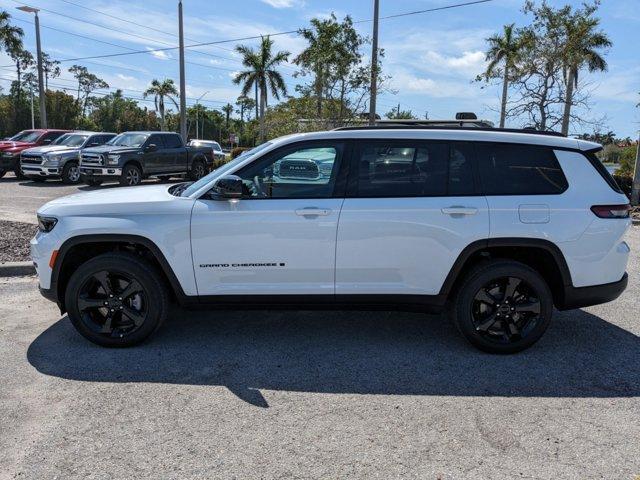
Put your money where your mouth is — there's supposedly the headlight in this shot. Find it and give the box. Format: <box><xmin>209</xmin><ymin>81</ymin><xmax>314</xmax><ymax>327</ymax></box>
<box><xmin>106</xmin><ymin>154</ymin><xmax>120</xmax><ymax>165</ymax></box>
<box><xmin>3</xmin><ymin>151</ymin><xmax>15</xmax><ymax>157</ymax></box>
<box><xmin>44</xmin><ymin>154</ymin><xmax>61</xmax><ymax>165</ymax></box>
<box><xmin>37</xmin><ymin>215</ymin><xmax>58</xmax><ymax>233</ymax></box>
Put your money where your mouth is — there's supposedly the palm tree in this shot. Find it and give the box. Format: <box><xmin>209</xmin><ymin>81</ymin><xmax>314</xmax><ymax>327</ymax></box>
<box><xmin>0</xmin><ymin>11</ymin><xmax>23</xmax><ymax>58</ymax></box>
<box><xmin>143</xmin><ymin>79</ymin><xmax>179</xmax><ymax>131</ymax></box>
<box><xmin>233</xmin><ymin>36</ymin><xmax>289</xmax><ymax>142</ymax></box>
<box><xmin>222</xmin><ymin>103</ymin><xmax>233</xmax><ymax>129</ymax></box>
<box><xmin>483</xmin><ymin>24</ymin><xmax>524</xmax><ymax>128</ymax></box>
<box><xmin>560</xmin><ymin>15</ymin><xmax>611</xmax><ymax>135</ymax></box>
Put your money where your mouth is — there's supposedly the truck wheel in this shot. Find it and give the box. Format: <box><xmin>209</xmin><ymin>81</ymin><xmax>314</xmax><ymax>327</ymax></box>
<box><xmin>64</xmin><ymin>252</ymin><xmax>169</xmax><ymax>347</ymax></box>
<box><xmin>0</xmin><ymin>169</ymin><xmax>6</xmax><ymax>178</ymax></box>
<box><xmin>120</xmin><ymin>164</ymin><xmax>142</xmax><ymax>186</ymax></box>
<box><xmin>61</xmin><ymin>162</ymin><xmax>81</xmax><ymax>184</ymax></box>
<box><xmin>189</xmin><ymin>159</ymin><xmax>207</xmax><ymax>180</ymax></box>
<box><xmin>84</xmin><ymin>179</ymin><xmax>103</xmax><ymax>187</ymax></box>
<box><xmin>451</xmin><ymin>260</ymin><xmax>553</xmax><ymax>354</ymax></box>
<box><xmin>13</xmin><ymin>164</ymin><xmax>25</xmax><ymax>180</ymax></box>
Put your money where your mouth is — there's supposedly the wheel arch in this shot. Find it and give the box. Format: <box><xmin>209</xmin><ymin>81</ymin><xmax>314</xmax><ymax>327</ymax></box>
<box><xmin>440</xmin><ymin>238</ymin><xmax>573</xmax><ymax>309</ymax></box>
<box><xmin>122</xmin><ymin>158</ymin><xmax>144</xmax><ymax>174</ymax></box>
<box><xmin>52</xmin><ymin>234</ymin><xmax>189</xmax><ymax>312</ymax></box>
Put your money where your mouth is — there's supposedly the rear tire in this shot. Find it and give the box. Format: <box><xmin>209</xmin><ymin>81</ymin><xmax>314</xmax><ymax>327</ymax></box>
<box><xmin>65</xmin><ymin>252</ymin><xmax>169</xmax><ymax>347</ymax></box>
<box><xmin>189</xmin><ymin>159</ymin><xmax>207</xmax><ymax>180</ymax></box>
<box><xmin>61</xmin><ymin>161</ymin><xmax>81</xmax><ymax>184</ymax></box>
<box><xmin>120</xmin><ymin>164</ymin><xmax>142</xmax><ymax>186</ymax></box>
<box><xmin>0</xmin><ymin>169</ymin><xmax>6</xmax><ymax>178</ymax></box>
<box><xmin>451</xmin><ymin>260</ymin><xmax>553</xmax><ymax>354</ymax></box>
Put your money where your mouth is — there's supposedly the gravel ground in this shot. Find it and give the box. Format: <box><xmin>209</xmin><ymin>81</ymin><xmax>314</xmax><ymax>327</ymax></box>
<box><xmin>0</xmin><ymin>227</ymin><xmax>638</xmax><ymax>479</ymax></box>
<box><xmin>0</xmin><ymin>220</ymin><xmax>36</xmax><ymax>263</ymax></box>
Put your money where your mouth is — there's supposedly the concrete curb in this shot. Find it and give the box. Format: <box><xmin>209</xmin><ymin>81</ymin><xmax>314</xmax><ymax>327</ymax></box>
<box><xmin>0</xmin><ymin>261</ymin><xmax>36</xmax><ymax>277</ymax></box>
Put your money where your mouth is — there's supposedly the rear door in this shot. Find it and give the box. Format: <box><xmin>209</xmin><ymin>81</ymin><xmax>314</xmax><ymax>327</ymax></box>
<box><xmin>162</xmin><ymin>133</ymin><xmax>187</xmax><ymax>172</ymax></box>
<box><xmin>335</xmin><ymin>139</ymin><xmax>489</xmax><ymax>297</ymax></box>
<box><xmin>191</xmin><ymin>140</ymin><xmax>347</xmax><ymax>296</ymax></box>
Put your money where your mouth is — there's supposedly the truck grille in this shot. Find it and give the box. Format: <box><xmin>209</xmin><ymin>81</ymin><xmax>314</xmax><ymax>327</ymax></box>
<box><xmin>21</xmin><ymin>153</ymin><xmax>44</xmax><ymax>165</ymax></box>
<box><xmin>81</xmin><ymin>153</ymin><xmax>104</xmax><ymax>166</ymax></box>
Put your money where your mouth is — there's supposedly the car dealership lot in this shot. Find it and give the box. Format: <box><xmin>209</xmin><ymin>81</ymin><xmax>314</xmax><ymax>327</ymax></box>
<box><xmin>0</xmin><ymin>227</ymin><xmax>638</xmax><ymax>478</ymax></box>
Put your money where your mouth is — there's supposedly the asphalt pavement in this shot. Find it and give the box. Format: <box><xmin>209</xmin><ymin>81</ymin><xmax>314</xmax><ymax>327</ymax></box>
<box><xmin>0</xmin><ymin>226</ymin><xmax>638</xmax><ymax>479</ymax></box>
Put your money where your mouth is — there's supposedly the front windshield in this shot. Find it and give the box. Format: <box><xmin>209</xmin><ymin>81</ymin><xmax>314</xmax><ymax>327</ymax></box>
<box><xmin>56</xmin><ymin>134</ymin><xmax>89</xmax><ymax>147</ymax></box>
<box><xmin>107</xmin><ymin>133</ymin><xmax>149</xmax><ymax>147</ymax></box>
<box><xmin>180</xmin><ymin>142</ymin><xmax>273</xmax><ymax>197</ymax></box>
<box><xmin>10</xmin><ymin>130</ymin><xmax>41</xmax><ymax>143</ymax></box>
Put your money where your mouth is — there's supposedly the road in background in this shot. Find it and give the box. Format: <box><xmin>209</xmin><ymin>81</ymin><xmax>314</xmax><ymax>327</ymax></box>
<box><xmin>1</xmin><ymin>227</ymin><xmax>638</xmax><ymax>479</ymax></box>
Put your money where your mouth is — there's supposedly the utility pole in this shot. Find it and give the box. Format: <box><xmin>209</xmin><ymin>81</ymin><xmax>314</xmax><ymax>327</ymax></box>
<box><xmin>178</xmin><ymin>0</ymin><xmax>187</xmax><ymax>142</ymax></box>
<box><xmin>368</xmin><ymin>0</ymin><xmax>380</xmax><ymax>126</ymax></box>
<box><xmin>29</xmin><ymin>85</ymin><xmax>35</xmax><ymax>129</ymax></box>
<box><xmin>18</xmin><ymin>6</ymin><xmax>46</xmax><ymax>128</ymax></box>
<box><xmin>631</xmin><ymin>131</ymin><xmax>640</xmax><ymax>206</ymax></box>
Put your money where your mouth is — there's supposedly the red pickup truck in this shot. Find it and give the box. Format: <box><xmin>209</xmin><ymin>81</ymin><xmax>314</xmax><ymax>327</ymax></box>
<box><xmin>0</xmin><ymin>129</ymin><xmax>70</xmax><ymax>179</ymax></box>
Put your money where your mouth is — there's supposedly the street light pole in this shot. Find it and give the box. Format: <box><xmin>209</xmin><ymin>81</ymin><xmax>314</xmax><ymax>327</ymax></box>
<box><xmin>368</xmin><ymin>0</ymin><xmax>380</xmax><ymax>126</ymax></box>
<box><xmin>178</xmin><ymin>0</ymin><xmax>187</xmax><ymax>142</ymax></box>
<box><xmin>18</xmin><ymin>6</ymin><xmax>46</xmax><ymax>128</ymax></box>
<box><xmin>195</xmin><ymin>91</ymin><xmax>209</xmax><ymax>140</ymax></box>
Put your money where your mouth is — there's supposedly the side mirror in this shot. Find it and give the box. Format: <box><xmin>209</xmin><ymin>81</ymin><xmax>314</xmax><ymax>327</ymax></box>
<box><xmin>145</xmin><ymin>143</ymin><xmax>158</xmax><ymax>152</ymax></box>
<box><xmin>210</xmin><ymin>175</ymin><xmax>243</xmax><ymax>199</ymax></box>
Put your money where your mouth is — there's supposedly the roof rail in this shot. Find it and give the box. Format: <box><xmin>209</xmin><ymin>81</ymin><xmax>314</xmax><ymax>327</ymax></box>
<box><xmin>332</xmin><ymin>124</ymin><xmax>566</xmax><ymax>137</ymax></box>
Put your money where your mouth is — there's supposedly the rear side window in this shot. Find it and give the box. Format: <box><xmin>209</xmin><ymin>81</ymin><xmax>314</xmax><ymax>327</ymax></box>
<box><xmin>584</xmin><ymin>151</ymin><xmax>624</xmax><ymax>194</ymax></box>
<box><xmin>353</xmin><ymin>141</ymin><xmax>475</xmax><ymax>197</ymax></box>
<box><xmin>163</xmin><ymin>134</ymin><xmax>183</xmax><ymax>149</ymax></box>
<box><xmin>477</xmin><ymin>143</ymin><xmax>568</xmax><ymax>195</ymax></box>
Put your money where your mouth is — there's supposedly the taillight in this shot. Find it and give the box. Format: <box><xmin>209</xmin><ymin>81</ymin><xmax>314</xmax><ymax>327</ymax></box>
<box><xmin>590</xmin><ymin>204</ymin><xmax>631</xmax><ymax>219</ymax></box>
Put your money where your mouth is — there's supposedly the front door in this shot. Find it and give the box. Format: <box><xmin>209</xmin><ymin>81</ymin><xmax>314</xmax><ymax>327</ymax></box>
<box><xmin>336</xmin><ymin>140</ymin><xmax>490</xmax><ymax>296</ymax></box>
<box><xmin>143</xmin><ymin>134</ymin><xmax>166</xmax><ymax>174</ymax></box>
<box><xmin>191</xmin><ymin>141</ymin><xmax>347</xmax><ymax>296</ymax></box>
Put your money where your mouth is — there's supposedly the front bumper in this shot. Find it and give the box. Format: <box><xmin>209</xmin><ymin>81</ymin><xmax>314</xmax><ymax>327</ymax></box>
<box><xmin>80</xmin><ymin>166</ymin><xmax>123</xmax><ymax>178</ymax></box>
<box><xmin>0</xmin><ymin>155</ymin><xmax>19</xmax><ymax>169</ymax></box>
<box><xmin>557</xmin><ymin>273</ymin><xmax>628</xmax><ymax>310</ymax></box>
<box><xmin>22</xmin><ymin>165</ymin><xmax>61</xmax><ymax>178</ymax></box>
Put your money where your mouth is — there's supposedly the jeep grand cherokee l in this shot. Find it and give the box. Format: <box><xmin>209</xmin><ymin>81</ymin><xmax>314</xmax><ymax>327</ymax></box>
<box><xmin>31</xmin><ymin>128</ymin><xmax>631</xmax><ymax>353</ymax></box>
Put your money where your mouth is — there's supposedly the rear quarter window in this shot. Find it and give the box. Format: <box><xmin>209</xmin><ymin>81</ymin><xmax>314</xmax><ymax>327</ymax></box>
<box><xmin>477</xmin><ymin>143</ymin><xmax>568</xmax><ymax>195</ymax></box>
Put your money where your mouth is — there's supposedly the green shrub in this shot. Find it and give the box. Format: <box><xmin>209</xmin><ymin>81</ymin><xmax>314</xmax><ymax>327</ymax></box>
<box><xmin>612</xmin><ymin>174</ymin><xmax>632</xmax><ymax>199</ymax></box>
<box><xmin>231</xmin><ymin>147</ymin><xmax>251</xmax><ymax>159</ymax></box>
<box><xmin>614</xmin><ymin>146</ymin><xmax>637</xmax><ymax>177</ymax></box>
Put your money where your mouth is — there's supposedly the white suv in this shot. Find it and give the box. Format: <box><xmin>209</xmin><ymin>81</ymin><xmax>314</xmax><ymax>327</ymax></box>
<box><xmin>31</xmin><ymin>128</ymin><xmax>631</xmax><ymax>353</ymax></box>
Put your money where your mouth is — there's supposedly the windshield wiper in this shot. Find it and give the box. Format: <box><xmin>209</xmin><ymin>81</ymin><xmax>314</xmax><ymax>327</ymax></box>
<box><xmin>171</xmin><ymin>181</ymin><xmax>193</xmax><ymax>197</ymax></box>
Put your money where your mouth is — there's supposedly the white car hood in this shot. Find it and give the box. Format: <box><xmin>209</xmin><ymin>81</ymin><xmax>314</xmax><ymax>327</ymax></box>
<box><xmin>38</xmin><ymin>184</ymin><xmax>191</xmax><ymax>217</ymax></box>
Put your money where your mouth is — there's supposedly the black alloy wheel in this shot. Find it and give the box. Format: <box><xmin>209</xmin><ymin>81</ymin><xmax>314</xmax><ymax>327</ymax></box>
<box><xmin>65</xmin><ymin>253</ymin><xmax>169</xmax><ymax>347</ymax></box>
<box><xmin>452</xmin><ymin>260</ymin><xmax>553</xmax><ymax>354</ymax></box>
<box><xmin>76</xmin><ymin>270</ymin><xmax>148</xmax><ymax>339</ymax></box>
<box><xmin>189</xmin><ymin>160</ymin><xmax>207</xmax><ymax>180</ymax></box>
<box><xmin>472</xmin><ymin>276</ymin><xmax>542</xmax><ymax>344</ymax></box>
<box><xmin>62</xmin><ymin>162</ymin><xmax>81</xmax><ymax>184</ymax></box>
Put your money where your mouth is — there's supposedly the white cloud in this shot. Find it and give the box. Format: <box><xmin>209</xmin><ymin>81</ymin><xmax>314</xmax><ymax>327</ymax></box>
<box><xmin>146</xmin><ymin>47</ymin><xmax>172</xmax><ymax>61</ymax></box>
<box><xmin>117</xmin><ymin>74</ymin><xmax>135</xmax><ymax>81</ymax></box>
<box><xmin>260</xmin><ymin>0</ymin><xmax>303</xmax><ymax>8</ymax></box>
<box><xmin>390</xmin><ymin>70</ymin><xmax>480</xmax><ymax>99</ymax></box>
<box><xmin>421</xmin><ymin>50</ymin><xmax>486</xmax><ymax>76</ymax></box>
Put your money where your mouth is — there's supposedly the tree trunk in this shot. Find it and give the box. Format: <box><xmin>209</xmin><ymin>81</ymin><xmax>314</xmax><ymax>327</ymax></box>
<box><xmin>315</xmin><ymin>63</ymin><xmax>323</xmax><ymax>117</ymax></box>
<box><xmin>254</xmin><ymin>82</ymin><xmax>259</xmax><ymax>121</ymax></box>
<box><xmin>159</xmin><ymin>98</ymin><xmax>165</xmax><ymax>131</ymax></box>
<box><xmin>561</xmin><ymin>67</ymin><xmax>575</xmax><ymax>136</ymax></box>
<box><xmin>499</xmin><ymin>65</ymin><xmax>509</xmax><ymax>128</ymax></box>
<box><xmin>259</xmin><ymin>83</ymin><xmax>266</xmax><ymax>143</ymax></box>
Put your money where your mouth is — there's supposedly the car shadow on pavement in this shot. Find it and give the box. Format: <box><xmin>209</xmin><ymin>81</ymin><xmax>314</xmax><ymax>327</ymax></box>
<box><xmin>27</xmin><ymin>308</ymin><xmax>640</xmax><ymax>407</ymax></box>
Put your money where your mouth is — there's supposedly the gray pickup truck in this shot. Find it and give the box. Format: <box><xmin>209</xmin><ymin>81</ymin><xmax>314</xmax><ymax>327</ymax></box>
<box><xmin>79</xmin><ymin>131</ymin><xmax>214</xmax><ymax>186</ymax></box>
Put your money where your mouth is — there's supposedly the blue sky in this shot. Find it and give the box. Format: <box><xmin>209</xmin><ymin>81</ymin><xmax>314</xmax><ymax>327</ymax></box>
<box><xmin>0</xmin><ymin>0</ymin><xmax>638</xmax><ymax>137</ymax></box>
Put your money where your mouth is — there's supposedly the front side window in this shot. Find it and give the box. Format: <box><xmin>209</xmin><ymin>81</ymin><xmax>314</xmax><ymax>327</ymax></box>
<box><xmin>236</xmin><ymin>143</ymin><xmax>343</xmax><ymax>199</ymax></box>
<box><xmin>57</xmin><ymin>134</ymin><xmax>89</xmax><ymax>147</ymax></box>
<box><xmin>354</xmin><ymin>141</ymin><xmax>475</xmax><ymax>197</ymax></box>
<box><xmin>477</xmin><ymin>143</ymin><xmax>568</xmax><ymax>195</ymax></box>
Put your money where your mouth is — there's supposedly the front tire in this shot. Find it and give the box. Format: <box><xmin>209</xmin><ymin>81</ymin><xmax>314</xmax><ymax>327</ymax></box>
<box><xmin>65</xmin><ymin>252</ymin><xmax>169</xmax><ymax>347</ymax></box>
<box><xmin>451</xmin><ymin>260</ymin><xmax>553</xmax><ymax>354</ymax></box>
<box><xmin>0</xmin><ymin>169</ymin><xmax>6</xmax><ymax>178</ymax></box>
<box><xmin>61</xmin><ymin>162</ymin><xmax>81</xmax><ymax>184</ymax></box>
<box><xmin>120</xmin><ymin>164</ymin><xmax>142</xmax><ymax>186</ymax></box>
<box><xmin>13</xmin><ymin>164</ymin><xmax>25</xmax><ymax>179</ymax></box>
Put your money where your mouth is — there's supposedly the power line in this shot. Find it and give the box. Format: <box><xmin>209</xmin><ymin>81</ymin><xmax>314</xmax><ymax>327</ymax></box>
<box><xmin>8</xmin><ymin>0</ymin><xmax>493</xmax><ymax>64</ymax></box>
